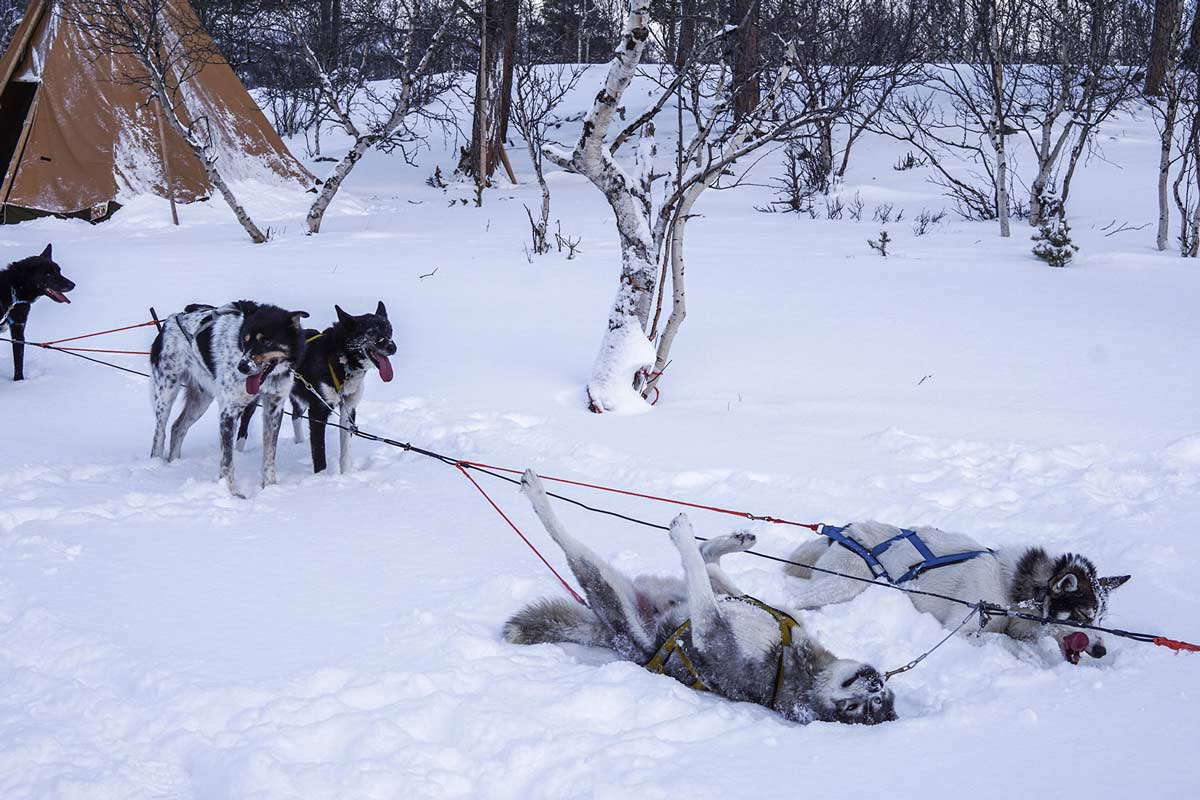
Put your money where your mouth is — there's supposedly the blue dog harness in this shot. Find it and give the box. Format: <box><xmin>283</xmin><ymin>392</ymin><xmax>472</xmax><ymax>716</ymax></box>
<box><xmin>818</xmin><ymin>524</ymin><xmax>993</xmax><ymax>585</ymax></box>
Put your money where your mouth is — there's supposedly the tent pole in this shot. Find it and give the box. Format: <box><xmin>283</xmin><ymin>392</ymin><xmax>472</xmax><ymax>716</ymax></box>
<box><xmin>498</xmin><ymin>147</ymin><xmax>517</xmax><ymax>184</ymax></box>
<box><xmin>0</xmin><ymin>92</ymin><xmax>40</xmax><ymax>212</ymax></box>
<box><xmin>155</xmin><ymin>95</ymin><xmax>179</xmax><ymax>226</ymax></box>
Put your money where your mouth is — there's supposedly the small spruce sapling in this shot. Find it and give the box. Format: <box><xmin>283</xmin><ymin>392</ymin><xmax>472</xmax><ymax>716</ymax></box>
<box><xmin>868</xmin><ymin>230</ymin><xmax>891</xmax><ymax>257</ymax></box>
<box><xmin>1031</xmin><ymin>188</ymin><xmax>1078</xmax><ymax>267</ymax></box>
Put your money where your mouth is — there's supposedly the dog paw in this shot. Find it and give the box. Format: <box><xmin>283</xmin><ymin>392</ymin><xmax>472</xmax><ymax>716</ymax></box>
<box><xmin>235</xmin><ymin>437</ymin><xmax>246</xmax><ymax>452</ymax></box>
<box><xmin>733</xmin><ymin>531</ymin><xmax>756</xmax><ymax>549</ymax></box>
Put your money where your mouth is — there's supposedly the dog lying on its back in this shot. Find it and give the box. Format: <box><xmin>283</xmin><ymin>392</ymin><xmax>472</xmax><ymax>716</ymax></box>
<box><xmin>505</xmin><ymin>471</ymin><xmax>897</xmax><ymax>725</ymax></box>
<box><xmin>150</xmin><ymin>300</ymin><xmax>308</xmax><ymax>496</ymax></box>
<box><xmin>785</xmin><ymin>522</ymin><xmax>1130</xmax><ymax>664</ymax></box>
<box><xmin>237</xmin><ymin>302</ymin><xmax>396</xmax><ymax>473</ymax></box>
<box><xmin>1</xmin><ymin>244</ymin><xmax>75</xmax><ymax>380</ymax></box>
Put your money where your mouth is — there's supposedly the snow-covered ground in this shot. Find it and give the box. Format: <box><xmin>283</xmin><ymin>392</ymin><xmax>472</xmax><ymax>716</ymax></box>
<box><xmin>2</xmin><ymin>68</ymin><xmax>1198</xmax><ymax>798</ymax></box>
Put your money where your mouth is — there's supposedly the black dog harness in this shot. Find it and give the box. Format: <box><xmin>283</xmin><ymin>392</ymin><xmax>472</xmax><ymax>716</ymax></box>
<box><xmin>818</xmin><ymin>524</ymin><xmax>993</xmax><ymax>585</ymax></box>
<box><xmin>0</xmin><ymin>288</ymin><xmax>29</xmax><ymax>328</ymax></box>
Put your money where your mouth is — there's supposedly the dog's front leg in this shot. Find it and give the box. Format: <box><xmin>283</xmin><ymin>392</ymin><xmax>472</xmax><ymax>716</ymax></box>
<box><xmin>338</xmin><ymin>397</ymin><xmax>359</xmax><ymax>474</ymax></box>
<box><xmin>218</xmin><ymin>406</ymin><xmax>242</xmax><ymax>496</ymax></box>
<box><xmin>307</xmin><ymin>403</ymin><xmax>331</xmax><ymax>473</ymax></box>
<box><xmin>291</xmin><ymin>397</ymin><xmax>306</xmax><ymax>443</ymax></box>
<box><xmin>8</xmin><ymin>310</ymin><xmax>26</xmax><ymax>381</ymax></box>
<box><xmin>260</xmin><ymin>393</ymin><xmax>285</xmax><ymax>487</ymax></box>
<box><xmin>669</xmin><ymin>516</ymin><xmax>730</xmax><ymax>650</ymax></box>
<box><xmin>235</xmin><ymin>399</ymin><xmax>257</xmax><ymax>452</ymax></box>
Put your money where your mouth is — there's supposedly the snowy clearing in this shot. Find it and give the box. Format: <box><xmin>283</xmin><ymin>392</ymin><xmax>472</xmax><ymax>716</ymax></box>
<box><xmin>1</xmin><ymin>67</ymin><xmax>1198</xmax><ymax>799</ymax></box>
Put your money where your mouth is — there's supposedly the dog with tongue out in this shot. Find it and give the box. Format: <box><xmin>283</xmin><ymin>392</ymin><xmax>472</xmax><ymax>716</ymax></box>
<box><xmin>1</xmin><ymin>244</ymin><xmax>76</xmax><ymax>381</ymax></box>
<box><xmin>150</xmin><ymin>300</ymin><xmax>309</xmax><ymax>497</ymax></box>
<box><xmin>237</xmin><ymin>301</ymin><xmax>396</xmax><ymax>475</ymax></box>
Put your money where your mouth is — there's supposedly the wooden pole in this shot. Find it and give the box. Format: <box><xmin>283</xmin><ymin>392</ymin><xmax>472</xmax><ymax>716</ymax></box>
<box><xmin>155</xmin><ymin>96</ymin><xmax>180</xmax><ymax>226</ymax></box>
<box><xmin>498</xmin><ymin>147</ymin><xmax>517</xmax><ymax>183</ymax></box>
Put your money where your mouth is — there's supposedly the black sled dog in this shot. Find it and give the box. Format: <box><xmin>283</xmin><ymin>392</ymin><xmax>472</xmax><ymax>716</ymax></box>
<box><xmin>1</xmin><ymin>244</ymin><xmax>75</xmax><ymax>380</ymax></box>
<box><xmin>237</xmin><ymin>302</ymin><xmax>395</xmax><ymax>473</ymax></box>
<box><xmin>150</xmin><ymin>301</ymin><xmax>308</xmax><ymax>496</ymax></box>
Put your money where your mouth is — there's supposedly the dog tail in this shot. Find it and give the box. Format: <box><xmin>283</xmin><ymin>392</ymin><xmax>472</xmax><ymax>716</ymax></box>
<box><xmin>503</xmin><ymin>597</ymin><xmax>607</xmax><ymax>647</ymax></box>
<box><xmin>785</xmin><ymin>538</ymin><xmax>833</xmax><ymax>580</ymax></box>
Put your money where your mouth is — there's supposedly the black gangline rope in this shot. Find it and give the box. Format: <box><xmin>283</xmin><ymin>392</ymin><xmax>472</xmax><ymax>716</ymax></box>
<box><xmin>5</xmin><ymin>333</ymin><xmax>1196</xmax><ymax>654</ymax></box>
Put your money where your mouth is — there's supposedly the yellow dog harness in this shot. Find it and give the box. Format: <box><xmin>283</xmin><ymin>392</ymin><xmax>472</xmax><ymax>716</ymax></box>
<box><xmin>643</xmin><ymin>595</ymin><xmax>799</xmax><ymax>703</ymax></box>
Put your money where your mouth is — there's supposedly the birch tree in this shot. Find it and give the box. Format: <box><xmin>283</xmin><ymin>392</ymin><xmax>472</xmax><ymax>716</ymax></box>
<box><xmin>882</xmin><ymin>0</ymin><xmax>1026</xmax><ymax>234</ymax></box>
<box><xmin>1150</xmin><ymin>3</ymin><xmax>1200</xmax><ymax>251</ymax></box>
<box><xmin>285</xmin><ymin>0</ymin><xmax>461</xmax><ymax>234</ymax></box>
<box><xmin>1023</xmin><ymin>0</ymin><xmax>1139</xmax><ymax>224</ymax></box>
<box><xmin>548</xmin><ymin>0</ymin><xmax>903</xmax><ymax>411</ymax></box>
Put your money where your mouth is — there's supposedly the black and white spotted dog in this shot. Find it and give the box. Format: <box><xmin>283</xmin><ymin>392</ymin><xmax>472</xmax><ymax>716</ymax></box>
<box><xmin>237</xmin><ymin>302</ymin><xmax>395</xmax><ymax>474</ymax></box>
<box><xmin>150</xmin><ymin>301</ymin><xmax>308</xmax><ymax>495</ymax></box>
<box><xmin>1</xmin><ymin>244</ymin><xmax>75</xmax><ymax>380</ymax></box>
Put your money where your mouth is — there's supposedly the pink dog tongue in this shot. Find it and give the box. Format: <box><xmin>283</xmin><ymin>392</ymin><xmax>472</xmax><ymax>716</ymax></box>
<box><xmin>245</xmin><ymin>372</ymin><xmax>264</xmax><ymax>395</ymax></box>
<box><xmin>1065</xmin><ymin>632</ymin><xmax>1090</xmax><ymax>653</ymax></box>
<box><xmin>372</xmin><ymin>352</ymin><xmax>394</xmax><ymax>382</ymax></box>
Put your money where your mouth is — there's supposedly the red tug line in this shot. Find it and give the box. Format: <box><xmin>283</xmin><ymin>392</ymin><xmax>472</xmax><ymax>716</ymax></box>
<box><xmin>16</xmin><ymin>318</ymin><xmax>1200</xmax><ymax>656</ymax></box>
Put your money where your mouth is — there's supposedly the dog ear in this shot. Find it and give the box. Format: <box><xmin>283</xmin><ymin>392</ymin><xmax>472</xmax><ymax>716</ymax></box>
<box><xmin>335</xmin><ymin>305</ymin><xmax>354</xmax><ymax>327</ymax></box>
<box><xmin>41</xmin><ymin>243</ymin><xmax>52</xmax><ymax>259</ymax></box>
<box><xmin>376</xmin><ymin>300</ymin><xmax>388</xmax><ymax>318</ymax></box>
<box><xmin>1050</xmin><ymin>572</ymin><xmax>1078</xmax><ymax>595</ymax></box>
<box><xmin>1098</xmin><ymin>575</ymin><xmax>1131</xmax><ymax>592</ymax></box>
<box><xmin>291</xmin><ymin>311</ymin><xmax>309</xmax><ymax>327</ymax></box>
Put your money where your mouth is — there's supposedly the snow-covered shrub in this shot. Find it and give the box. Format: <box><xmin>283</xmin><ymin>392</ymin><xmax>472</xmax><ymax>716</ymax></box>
<box><xmin>1031</xmin><ymin>189</ymin><xmax>1078</xmax><ymax>267</ymax></box>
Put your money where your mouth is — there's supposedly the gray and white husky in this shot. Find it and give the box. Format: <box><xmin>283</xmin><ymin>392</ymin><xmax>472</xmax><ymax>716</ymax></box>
<box><xmin>150</xmin><ymin>301</ymin><xmax>308</xmax><ymax>496</ymax></box>
<box><xmin>504</xmin><ymin>471</ymin><xmax>897</xmax><ymax>725</ymax></box>
<box><xmin>785</xmin><ymin>522</ymin><xmax>1131</xmax><ymax>664</ymax></box>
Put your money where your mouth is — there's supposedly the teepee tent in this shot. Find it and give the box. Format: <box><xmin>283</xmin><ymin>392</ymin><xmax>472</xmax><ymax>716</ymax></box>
<box><xmin>0</xmin><ymin>0</ymin><xmax>312</xmax><ymax>224</ymax></box>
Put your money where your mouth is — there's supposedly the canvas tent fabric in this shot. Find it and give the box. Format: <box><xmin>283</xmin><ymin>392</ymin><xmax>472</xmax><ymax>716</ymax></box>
<box><xmin>0</xmin><ymin>0</ymin><xmax>313</xmax><ymax>223</ymax></box>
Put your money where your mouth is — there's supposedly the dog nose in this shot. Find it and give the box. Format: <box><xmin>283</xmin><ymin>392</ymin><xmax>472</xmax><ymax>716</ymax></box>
<box><xmin>1090</xmin><ymin>643</ymin><xmax>1107</xmax><ymax>659</ymax></box>
<box><xmin>237</xmin><ymin>359</ymin><xmax>252</xmax><ymax>374</ymax></box>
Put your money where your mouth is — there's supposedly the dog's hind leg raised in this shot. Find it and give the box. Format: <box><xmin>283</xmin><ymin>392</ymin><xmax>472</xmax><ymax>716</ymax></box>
<box><xmin>521</xmin><ymin>470</ymin><xmax>656</xmax><ymax>659</ymax></box>
<box><xmin>784</xmin><ymin>541</ymin><xmax>873</xmax><ymax>609</ymax></box>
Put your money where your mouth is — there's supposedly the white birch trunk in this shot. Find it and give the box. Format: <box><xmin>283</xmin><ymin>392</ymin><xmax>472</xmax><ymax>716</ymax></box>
<box><xmin>307</xmin><ymin>134</ymin><xmax>375</xmax><ymax>233</ymax></box>
<box><xmin>153</xmin><ymin>68</ymin><xmax>267</xmax><ymax>243</ymax></box>
<box><xmin>296</xmin><ymin>7</ymin><xmax>459</xmax><ymax>234</ymax></box>
<box><xmin>990</xmin><ymin>33</ymin><xmax>1010</xmax><ymax>237</ymax></box>
<box><xmin>1158</xmin><ymin>88</ymin><xmax>1180</xmax><ymax>251</ymax></box>
<box><xmin>546</xmin><ymin>0</ymin><xmax>657</xmax><ymax>412</ymax></box>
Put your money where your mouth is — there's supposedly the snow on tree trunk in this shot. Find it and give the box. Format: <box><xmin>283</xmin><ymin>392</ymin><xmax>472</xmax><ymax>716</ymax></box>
<box><xmin>547</xmin><ymin>0</ymin><xmax>657</xmax><ymax>413</ymax></box>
